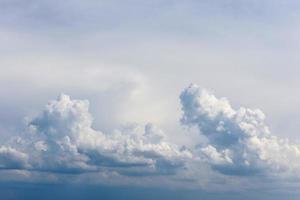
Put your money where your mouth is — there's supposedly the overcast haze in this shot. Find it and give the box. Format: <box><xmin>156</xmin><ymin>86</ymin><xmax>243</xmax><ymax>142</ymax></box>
<box><xmin>1</xmin><ymin>1</ymin><xmax>300</xmax><ymax>199</ymax></box>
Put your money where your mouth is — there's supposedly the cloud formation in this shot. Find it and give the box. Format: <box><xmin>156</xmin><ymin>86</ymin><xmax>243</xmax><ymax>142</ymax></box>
<box><xmin>180</xmin><ymin>84</ymin><xmax>300</xmax><ymax>176</ymax></box>
<box><xmin>1</xmin><ymin>84</ymin><xmax>300</xmax><ymax>186</ymax></box>
<box><xmin>0</xmin><ymin>94</ymin><xmax>191</xmax><ymax>176</ymax></box>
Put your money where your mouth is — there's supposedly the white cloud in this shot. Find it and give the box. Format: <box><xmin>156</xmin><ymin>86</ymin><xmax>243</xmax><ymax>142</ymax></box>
<box><xmin>1</xmin><ymin>83</ymin><xmax>300</xmax><ymax>189</ymax></box>
<box><xmin>0</xmin><ymin>93</ymin><xmax>191</xmax><ymax>175</ymax></box>
<box><xmin>180</xmin><ymin>84</ymin><xmax>300</xmax><ymax>176</ymax></box>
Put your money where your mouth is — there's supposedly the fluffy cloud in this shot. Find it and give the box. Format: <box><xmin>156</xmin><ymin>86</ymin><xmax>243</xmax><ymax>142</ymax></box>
<box><xmin>180</xmin><ymin>84</ymin><xmax>300</xmax><ymax>176</ymax></box>
<box><xmin>0</xmin><ymin>94</ymin><xmax>191</xmax><ymax>176</ymax></box>
<box><xmin>2</xmin><ymin>84</ymin><xmax>300</xmax><ymax>182</ymax></box>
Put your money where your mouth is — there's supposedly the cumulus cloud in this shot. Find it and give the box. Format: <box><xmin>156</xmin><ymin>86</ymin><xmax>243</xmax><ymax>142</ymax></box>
<box><xmin>180</xmin><ymin>84</ymin><xmax>300</xmax><ymax>176</ymax></box>
<box><xmin>1</xmin><ymin>84</ymin><xmax>300</xmax><ymax>184</ymax></box>
<box><xmin>0</xmin><ymin>94</ymin><xmax>191</xmax><ymax>176</ymax></box>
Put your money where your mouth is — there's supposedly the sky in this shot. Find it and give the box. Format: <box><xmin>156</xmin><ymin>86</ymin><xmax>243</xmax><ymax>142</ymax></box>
<box><xmin>1</xmin><ymin>0</ymin><xmax>300</xmax><ymax>199</ymax></box>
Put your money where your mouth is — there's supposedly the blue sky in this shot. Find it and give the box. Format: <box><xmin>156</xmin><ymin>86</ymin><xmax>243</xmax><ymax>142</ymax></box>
<box><xmin>1</xmin><ymin>0</ymin><xmax>300</xmax><ymax>199</ymax></box>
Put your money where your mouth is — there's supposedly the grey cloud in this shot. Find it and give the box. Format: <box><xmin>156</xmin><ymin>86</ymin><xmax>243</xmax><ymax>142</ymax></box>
<box><xmin>0</xmin><ymin>146</ymin><xmax>29</xmax><ymax>169</ymax></box>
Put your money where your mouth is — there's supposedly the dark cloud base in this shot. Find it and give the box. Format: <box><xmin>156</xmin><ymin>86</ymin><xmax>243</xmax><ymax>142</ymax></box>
<box><xmin>0</xmin><ymin>182</ymin><xmax>294</xmax><ymax>200</ymax></box>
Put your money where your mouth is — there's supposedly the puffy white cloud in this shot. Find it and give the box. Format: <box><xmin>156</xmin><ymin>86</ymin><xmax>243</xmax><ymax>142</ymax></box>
<box><xmin>1</xmin><ymin>83</ymin><xmax>300</xmax><ymax>184</ymax></box>
<box><xmin>0</xmin><ymin>94</ymin><xmax>191</xmax><ymax>175</ymax></box>
<box><xmin>180</xmin><ymin>84</ymin><xmax>300</xmax><ymax>176</ymax></box>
